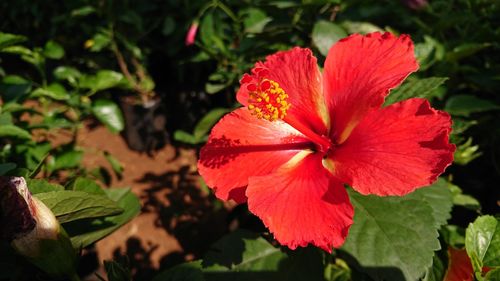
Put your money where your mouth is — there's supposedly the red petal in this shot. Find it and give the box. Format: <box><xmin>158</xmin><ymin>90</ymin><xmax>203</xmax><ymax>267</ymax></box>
<box><xmin>246</xmin><ymin>152</ymin><xmax>354</xmax><ymax>252</ymax></box>
<box><xmin>444</xmin><ymin>247</ymin><xmax>473</xmax><ymax>281</ymax></box>
<box><xmin>237</xmin><ymin>47</ymin><xmax>329</xmax><ymax>135</ymax></box>
<box><xmin>323</xmin><ymin>32</ymin><xmax>419</xmax><ymax>144</ymax></box>
<box><xmin>331</xmin><ymin>98</ymin><xmax>455</xmax><ymax>196</ymax></box>
<box><xmin>198</xmin><ymin>108</ymin><xmax>310</xmax><ymax>202</ymax></box>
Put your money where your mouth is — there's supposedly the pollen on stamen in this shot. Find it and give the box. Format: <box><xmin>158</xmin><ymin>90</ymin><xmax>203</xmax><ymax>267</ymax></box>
<box><xmin>246</xmin><ymin>79</ymin><xmax>290</xmax><ymax>122</ymax></box>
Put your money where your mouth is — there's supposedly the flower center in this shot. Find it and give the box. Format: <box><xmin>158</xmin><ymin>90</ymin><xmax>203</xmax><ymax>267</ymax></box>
<box><xmin>246</xmin><ymin>79</ymin><xmax>290</xmax><ymax>121</ymax></box>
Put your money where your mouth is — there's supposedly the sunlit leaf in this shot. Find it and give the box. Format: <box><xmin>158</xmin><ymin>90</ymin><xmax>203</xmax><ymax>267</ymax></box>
<box><xmin>92</xmin><ymin>99</ymin><xmax>125</xmax><ymax>133</ymax></box>
<box><xmin>66</xmin><ymin>188</ymin><xmax>140</xmax><ymax>248</ymax></box>
<box><xmin>43</xmin><ymin>40</ymin><xmax>65</xmax><ymax>59</ymax></box>
<box><xmin>465</xmin><ymin>216</ymin><xmax>500</xmax><ymax>273</ymax></box>
<box><xmin>384</xmin><ymin>77</ymin><xmax>448</xmax><ymax>106</ymax></box>
<box><xmin>312</xmin><ymin>20</ymin><xmax>347</xmax><ymax>56</ymax></box>
<box><xmin>35</xmin><ymin>191</ymin><xmax>123</xmax><ymax>223</ymax></box>
<box><xmin>341</xmin><ymin>184</ymin><xmax>449</xmax><ymax>281</ymax></box>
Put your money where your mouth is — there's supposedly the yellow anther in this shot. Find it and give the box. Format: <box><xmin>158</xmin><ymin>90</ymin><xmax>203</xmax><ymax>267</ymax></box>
<box><xmin>247</xmin><ymin>79</ymin><xmax>290</xmax><ymax>122</ymax></box>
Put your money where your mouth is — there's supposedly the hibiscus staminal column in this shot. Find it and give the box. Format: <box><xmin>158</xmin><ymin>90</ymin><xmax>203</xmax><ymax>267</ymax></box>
<box><xmin>243</xmin><ymin>71</ymin><xmax>333</xmax><ymax>154</ymax></box>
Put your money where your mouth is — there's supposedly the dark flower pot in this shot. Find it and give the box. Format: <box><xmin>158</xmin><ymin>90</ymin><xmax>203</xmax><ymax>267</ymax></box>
<box><xmin>120</xmin><ymin>95</ymin><xmax>169</xmax><ymax>153</ymax></box>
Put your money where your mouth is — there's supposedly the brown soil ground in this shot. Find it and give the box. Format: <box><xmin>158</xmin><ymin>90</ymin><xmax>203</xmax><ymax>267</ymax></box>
<box><xmin>76</xmin><ymin>124</ymin><xmax>233</xmax><ymax>280</ymax></box>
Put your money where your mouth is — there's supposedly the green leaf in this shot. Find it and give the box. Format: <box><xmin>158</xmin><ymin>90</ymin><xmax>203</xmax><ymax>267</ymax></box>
<box><xmin>205</xmin><ymin>82</ymin><xmax>228</xmax><ymax>94</ymax></box>
<box><xmin>157</xmin><ymin>230</ymin><xmax>325</xmax><ymax>281</ymax></box>
<box><xmin>0</xmin><ymin>75</ymin><xmax>32</xmax><ymax>102</ymax></box>
<box><xmin>35</xmin><ymin>190</ymin><xmax>123</xmax><ymax>223</ymax></box>
<box><xmin>66</xmin><ymin>188</ymin><xmax>140</xmax><ymax>248</ymax></box>
<box><xmin>414</xmin><ymin>36</ymin><xmax>445</xmax><ymax>71</ymax></box>
<box><xmin>0</xmin><ymin>32</ymin><xmax>26</xmax><ymax>50</ymax></box>
<box><xmin>448</xmin><ymin>182</ymin><xmax>481</xmax><ymax>211</ymax></box>
<box><xmin>173</xmin><ymin>130</ymin><xmax>198</xmax><ymax>145</ymax></box>
<box><xmin>26</xmin><ymin>178</ymin><xmax>64</xmax><ymax>194</ymax></box>
<box><xmin>241</xmin><ymin>8</ymin><xmax>272</xmax><ymax>34</ymax></box>
<box><xmin>408</xmin><ymin>178</ymin><xmax>453</xmax><ymax>227</ymax></box>
<box><xmin>340</xmin><ymin>21</ymin><xmax>383</xmax><ymax>34</ymax></box>
<box><xmin>445</xmin><ymin>95</ymin><xmax>499</xmax><ymax>117</ymax></box>
<box><xmin>446</xmin><ymin>43</ymin><xmax>491</xmax><ymax>62</ymax></box>
<box><xmin>341</xmin><ymin>188</ymin><xmax>442</xmax><ymax>281</ymax></box>
<box><xmin>465</xmin><ymin>215</ymin><xmax>500</xmax><ymax>273</ymax></box>
<box><xmin>71</xmin><ymin>5</ymin><xmax>96</xmax><ymax>17</ymax></box>
<box><xmin>440</xmin><ymin>225</ymin><xmax>466</xmax><ymax>248</ymax></box>
<box><xmin>88</xmin><ymin>32</ymin><xmax>112</xmax><ymax>52</ymax></box>
<box><xmin>0</xmin><ymin>163</ymin><xmax>16</xmax><ymax>175</ymax></box>
<box><xmin>43</xmin><ymin>40</ymin><xmax>65</xmax><ymax>59</ymax></box>
<box><xmin>454</xmin><ymin>137</ymin><xmax>482</xmax><ymax>165</ymax></box>
<box><xmin>47</xmin><ymin>149</ymin><xmax>83</xmax><ymax>172</ymax></box>
<box><xmin>312</xmin><ymin>20</ymin><xmax>347</xmax><ymax>56</ymax></box>
<box><xmin>152</xmin><ymin>261</ymin><xmax>204</xmax><ymax>281</ymax></box>
<box><xmin>68</xmin><ymin>177</ymin><xmax>106</xmax><ymax>195</ymax></box>
<box><xmin>0</xmin><ymin>124</ymin><xmax>31</xmax><ymax>139</ymax></box>
<box><xmin>92</xmin><ymin>99</ymin><xmax>125</xmax><ymax>133</ymax></box>
<box><xmin>31</xmin><ymin>83</ymin><xmax>69</xmax><ymax>100</ymax></box>
<box><xmin>104</xmin><ymin>151</ymin><xmax>124</xmax><ymax>177</ymax></box>
<box><xmin>53</xmin><ymin>66</ymin><xmax>82</xmax><ymax>86</ymax></box>
<box><xmin>193</xmin><ymin>108</ymin><xmax>230</xmax><ymax>140</ymax></box>
<box><xmin>384</xmin><ymin>77</ymin><xmax>448</xmax><ymax>106</ymax></box>
<box><xmin>80</xmin><ymin>70</ymin><xmax>126</xmax><ymax>92</ymax></box>
<box><xmin>205</xmin><ymin>232</ymin><xmax>325</xmax><ymax>280</ymax></box>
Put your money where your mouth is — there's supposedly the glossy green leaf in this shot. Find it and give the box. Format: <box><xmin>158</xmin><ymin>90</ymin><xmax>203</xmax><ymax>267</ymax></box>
<box><xmin>47</xmin><ymin>149</ymin><xmax>83</xmax><ymax>172</ymax></box>
<box><xmin>43</xmin><ymin>40</ymin><xmax>65</xmax><ymax>59</ymax></box>
<box><xmin>193</xmin><ymin>108</ymin><xmax>230</xmax><ymax>140</ymax></box>
<box><xmin>414</xmin><ymin>36</ymin><xmax>445</xmax><ymax>71</ymax></box>
<box><xmin>0</xmin><ymin>124</ymin><xmax>31</xmax><ymax>139</ymax></box>
<box><xmin>242</xmin><ymin>8</ymin><xmax>272</xmax><ymax>34</ymax></box>
<box><xmin>312</xmin><ymin>20</ymin><xmax>347</xmax><ymax>56</ymax></box>
<box><xmin>80</xmin><ymin>70</ymin><xmax>126</xmax><ymax>92</ymax></box>
<box><xmin>445</xmin><ymin>95</ymin><xmax>499</xmax><ymax>117</ymax></box>
<box><xmin>88</xmin><ymin>32</ymin><xmax>111</xmax><ymax>52</ymax></box>
<box><xmin>465</xmin><ymin>216</ymin><xmax>500</xmax><ymax>273</ymax></box>
<box><xmin>68</xmin><ymin>177</ymin><xmax>106</xmax><ymax>195</ymax></box>
<box><xmin>0</xmin><ymin>32</ymin><xmax>26</xmax><ymax>50</ymax></box>
<box><xmin>384</xmin><ymin>77</ymin><xmax>448</xmax><ymax>106</ymax></box>
<box><xmin>341</xmin><ymin>188</ymin><xmax>443</xmax><ymax>281</ymax></box>
<box><xmin>53</xmin><ymin>66</ymin><xmax>82</xmax><ymax>86</ymax></box>
<box><xmin>92</xmin><ymin>99</ymin><xmax>125</xmax><ymax>133</ymax></box>
<box><xmin>173</xmin><ymin>130</ymin><xmax>198</xmax><ymax>145</ymax></box>
<box><xmin>31</xmin><ymin>83</ymin><xmax>69</xmax><ymax>100</ymax></box>
<box><xmin>66</xmin><ymin>188</ymin><xmax>140</xmax><ymax>248</ymax></box>
<box><xmin>26</xmin><ymin>178</ymin><xmax>64</xmax><ymax>194</ymax></box>
<box><xmin>35</xmin><ymin>190</ymin><xmax>123</xmax><ymax>224</ymax></box>
<box><xmin>340</xmin><ymin>21</ymin><xmax>383</xmax><ymax>34</ymax></box>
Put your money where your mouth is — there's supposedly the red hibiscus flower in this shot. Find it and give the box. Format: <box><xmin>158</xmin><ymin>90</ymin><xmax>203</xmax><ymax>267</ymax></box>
<box><xmin>198</xmin><ymin>32</ymin><xmax>455</xmax><ymax>252</ymax></box>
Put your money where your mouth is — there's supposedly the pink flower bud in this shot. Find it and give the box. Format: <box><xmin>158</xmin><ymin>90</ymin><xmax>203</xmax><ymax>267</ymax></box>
<box><xmin>185</xmin><ymin>21</ymin><xmax>199</xmax><ymax>46</ymax></box>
